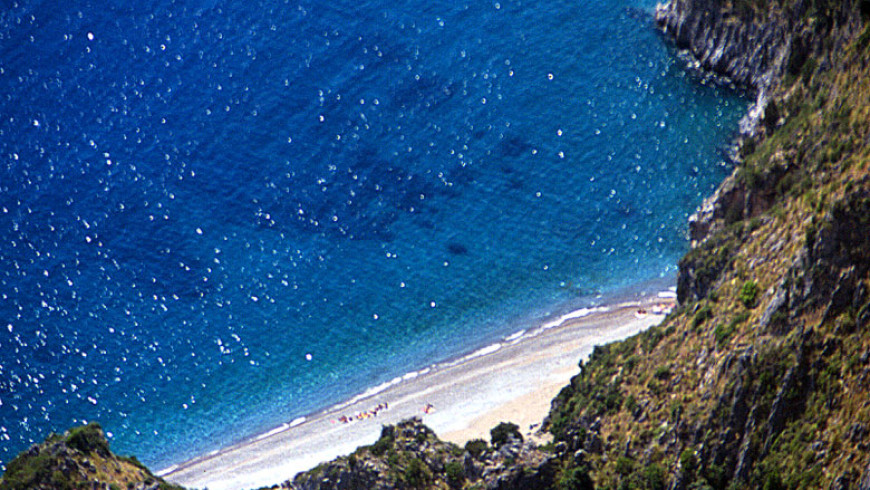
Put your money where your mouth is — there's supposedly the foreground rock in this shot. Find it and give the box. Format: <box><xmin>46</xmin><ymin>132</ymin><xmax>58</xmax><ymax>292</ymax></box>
<box><xmin>0</xmin><ymin>422</ymin><xmax>182</xmax><ymax>490</ymax></box>
<box><xmin>280</xmin><ymin>418</ymin><xmax>559</xmax><ymax>490</ymax></box>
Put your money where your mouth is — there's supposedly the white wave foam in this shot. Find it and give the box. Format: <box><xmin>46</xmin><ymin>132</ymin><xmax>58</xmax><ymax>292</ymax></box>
<box><xmin>465</xmin><ymin>343</ymin><xmax>501</xmax><ymax>360</ymax></box>
<box><xmin>343</xmin><ymin>376</ymin><xmax>402</xmax><ymax>407</ymax></box>
<box><xmin>255</xmin><ymin>423</ymin><xmax>290</xmax><ymax>441</ymax></box>
<box><xmin>289</xmin><ymin>417</ymin><xmax>306</xmax><ymax>428</ymax></box>
<box><xmin>540</xmin><ymin>306</ymin><xmax>607</xmax><ymax>331</ymax></box>
<box><xmin>156</xmin><ymin>465</ymin><xmax>178</xmax><ymax>476</ymax></box>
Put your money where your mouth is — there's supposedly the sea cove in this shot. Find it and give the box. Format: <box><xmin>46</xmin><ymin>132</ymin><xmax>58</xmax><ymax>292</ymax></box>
<box><xmin>0</xmin><ymin>0</ymin><xmax>746</xmax><ymax>472</ymax></box>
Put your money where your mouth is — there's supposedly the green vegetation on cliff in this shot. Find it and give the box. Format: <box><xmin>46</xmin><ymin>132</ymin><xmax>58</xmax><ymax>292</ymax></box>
<box><xmin>0</xmin><ymin>422</ymin><xmax>182</xmax><ymax>490</ymax></box>
<box><xmin>544</xmin><ymin>0</ymin><xmax>870</xmax><ymax>488</ymax></box>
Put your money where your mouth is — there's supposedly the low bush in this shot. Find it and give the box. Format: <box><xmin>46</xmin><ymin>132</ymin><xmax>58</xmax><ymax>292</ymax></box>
<box><xmin>693</xmin><ymin>305</ymin><xmax>713</xmax><ymax>329</ymax></box>
<box><xmin>371</xmin><ymin>426</ymin><xmax>395</xmax><ymax>456</ymax></box>
<box><xmin>465</xmin><ymin>439</ymin><xmax>488</xmax><ymax>458</ymax></box>
<box><xmin>445</xmin><ymin>461</ymin><xmax>465</xmax><ymax>488</ymax></box>
<box><xmin>490</xmin><ymin>422</ymin><xmax>523</xmax><ymax>448</ymax></box>
<box><xmin>738</xmin><ymin>280</ymin><xmax>759</xmax><ymax>308</ymax></box>
<box><xmin>557</xmin><ymin>465</ymin><xmax>594</xmax><ymax>490</ymax></box>
<box><xmin>66</xmin><ymin>423</ymin><xmax>110</xmax><ymax>455</ymax></box>
<box><xmin>403</xmin><ymin>457</ymin><xmax>428</xmax><ymax>488</ymax></box>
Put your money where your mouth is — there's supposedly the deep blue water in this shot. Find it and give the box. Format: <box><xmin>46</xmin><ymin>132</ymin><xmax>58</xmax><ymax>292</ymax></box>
<box><xmin>0</xmin><ymin>0</ymin><xmax>747</xmax><ymax>471</ymax></box>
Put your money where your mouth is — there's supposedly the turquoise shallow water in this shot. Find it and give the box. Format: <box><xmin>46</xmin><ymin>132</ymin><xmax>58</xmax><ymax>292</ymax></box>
<box><xmin>0</xmin><ymin>0</ymin><xmax>746</xmax><ymax>470</ymax></box>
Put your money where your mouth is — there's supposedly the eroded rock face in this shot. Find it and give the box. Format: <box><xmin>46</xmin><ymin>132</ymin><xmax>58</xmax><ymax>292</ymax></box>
<box><xmin>656</xmin><ymin>0</ymin><xmax>791</xmax><ymax>89</ymax></box>
<box><xmin>667</xmin><ymin>0</ymin><xmax>867</xmax><ymax>305</ymax></box>
<box><xmin>789</xmin><ymin>184</ymin><xmax>870</xmax><ymax>321</ymax></box>
<box><xmin>656</xmin><ymin>0</ymin><xmax>862</xmax><ymax>134</ymax></box>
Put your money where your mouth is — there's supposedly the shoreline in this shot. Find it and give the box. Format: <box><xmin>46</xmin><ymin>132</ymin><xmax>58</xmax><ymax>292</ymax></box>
<box><xmin>161</xmin><ymin>290</ymin><xmax>675</xmax><ymax>490</ymax></box>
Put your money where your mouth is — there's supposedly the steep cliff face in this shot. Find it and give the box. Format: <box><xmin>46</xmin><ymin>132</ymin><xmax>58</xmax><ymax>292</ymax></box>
<box><xmin>545</xmin><ymin>1</ymin><xmax>870</xmax><ymax>488</ymax></box>
<box><xmin>668</xmin><ymin>0</ymin><xmax>870</xmax><ymax>303</ymax></box>
<box><xmin>656</xmin><ymin>0</ymin><xmax>863</xmax><ymax>135</ymax></box>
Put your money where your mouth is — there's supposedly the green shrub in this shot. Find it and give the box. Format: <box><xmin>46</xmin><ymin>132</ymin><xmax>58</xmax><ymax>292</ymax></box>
<box><xmin>615</xmin><ymin>456</ymin><xmax>635</xmax><ymax>476</ymax></box>
<box><xmin>800</xmin><ymin>57</ymin><xmax>818</xmax><ymax>85</ymax></box>
<box><xmin>693</xmin><ymin>305</ymin><xmax>713</xmax><ymax>328</ymax></box>
<box><xmin>445</xmin><ymin>461</ymin><xmax>465</xmax><ymax>488</ymax></box>
<box><xmin>387</xmin><ymin>450</ymin><xmax>400</xmax><ymax>468</ymax></box>
<box><xmin>558</xmin><ymin>465</ymin><xmax>595</xmax><ymax>490</ymax></box>
<box><xmin>643</xmin><ymin>327</ymin><xmax>665</xmax><ymax>352</ymax></box>
<box><xmin>680</xmin><ymin>448</ymin><xmax>698</xmax><ymax>475</ymax></box>
<box><xmin>415</xmin><ymin>431</ymin><xmax>428</xmax><ymax>444</ymax></box>
<box><xmin>707</xmin><ymin>289</ymin><xmax>720</xmax><ymax>302</ymax></box>
<box><xmin>602</xmin><ymin>383</ymin><xmax>624</xmax><ymax>414</ymax></box>
<box><xmin>715</xmin><ymin>311</ymin><xmax>750</xmax><ymax>347</ymax></box>
<box><xmin>119</xmin><ymin>455</ymin><xmax>147</xmax><ymax>470</ymax></box>
<box><xmin>625</xmin><ymin>355</ymin><xmax>640</xmax><ymax>373</ymax></box>
<box><xmin>371</xmin><ymin>426</ymin><xmax>395</xmax><ymax>456</ymax></box>
<box><xmin>490</xmin><ymin>422</ymin><xmax>523</xmax><ymax>448</ymax></box>
<box><xmin>713</xmin><ymin>323</ymin><xmax>736</xmax><ymax>347</ymax></box>
<box><xmin>763</xmin><ymin>472</ymin><xmax>786</xmax><ymax>490</ymax></box>
<box><xmin>624</xmin><ymin>394</ymin><xmax>638</xmax><ymax>413</ymax></box>
<box><xmin>403</xmin><ymin>457</ymin><xmax>428</xmax><ymax>488</ymax></box>
<box><xmin>66</xmin><ymin>422</ymin><xmax>110</xmax><ymax>455</ymax></box>
<box><xmin>644</xmin><ymin>463</ymin><xmax>666</xmax><ymax>490</ymax></box>
<box><xmin>465</xmin><ymin>439</ymin><xmax>488</xmax><ymax>458</ymax></box>
<box><xmin>654</xmin><ymin>365</ymin><xmax>671</xmax><ymax>380</ymax></box>
<box><xmin>738</xmin><ymin>280</ymin><xmax>759</xmax><ymax>308</ymax></box>
<box><xmin>2</xmin><ymin>452</ymin><xmax>57</xmax><ymax>489</ymax></box>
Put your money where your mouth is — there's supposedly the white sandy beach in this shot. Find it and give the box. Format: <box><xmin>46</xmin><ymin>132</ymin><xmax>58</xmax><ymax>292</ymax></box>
<box><xmin>162</xmin><ymin>294</ymin><xmax>674</xmax><ymax>490</ymax></box>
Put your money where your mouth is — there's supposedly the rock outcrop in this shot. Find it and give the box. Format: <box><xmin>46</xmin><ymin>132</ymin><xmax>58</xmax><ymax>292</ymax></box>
<box><xmin>284</xmin><ymin>418</ymin><xmax>558</xmax><ymax>490</ymax></box>
<box><xmin>656</xmin><ymin>0</ymin><xmax>863</xmax><ymax>134</ymax></box>
<box><xmin>0</xmin><ymin>423</ymin><xmax>182</xmax><ymax>490</ymax></box>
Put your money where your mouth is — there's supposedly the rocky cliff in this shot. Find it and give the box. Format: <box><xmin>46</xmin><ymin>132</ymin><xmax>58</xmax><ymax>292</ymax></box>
<box><xmin>656</xmin><ymin>0</ymin><xmax>864</xmax><ymax>136</ymax></box>
<box><xmin>544</xmin><ymin>0</ymin><xmax>870</xmax><ymax>488</ymax></box>
<box><xmin>0</xmin><ymin>422</ymin><xmax>182</xmax><ymax>490</ymax></box>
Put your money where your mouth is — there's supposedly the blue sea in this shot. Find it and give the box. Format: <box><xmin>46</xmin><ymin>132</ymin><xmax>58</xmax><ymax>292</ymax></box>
<box><xmin>0</xmin><ymin>0</ymin><xmax>747</xmax><ymax>472</ymax></box>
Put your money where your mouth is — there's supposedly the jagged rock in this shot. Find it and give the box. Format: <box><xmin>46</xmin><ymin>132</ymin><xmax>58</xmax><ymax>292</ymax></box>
<box><xmin>687</xmin><ymin>173</ymin><xmax>746</xmax><ymax>245</ymax></box>
<box><xmin>785</xmin><ymin>187</ymin><xmax>870</xmax><ymax>320</ymax></box>
<box><xmin>760</xmin><ymin>281</ymin><xmax>789</xmax><ymax>332</ymax></box>
<box><xmin>831</xmin><ymin>470</ymin><xmax>859</xmax><ymax>490</ymax></box>
<box><xmin>669</xmin><ymin>469</ymin><xmax>689</xmax><ymax>490</ymax></box>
